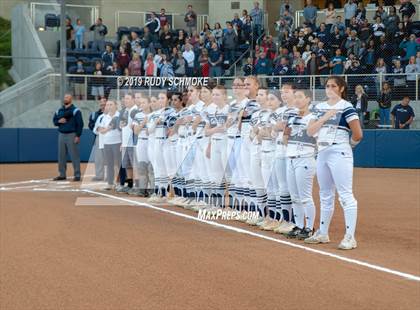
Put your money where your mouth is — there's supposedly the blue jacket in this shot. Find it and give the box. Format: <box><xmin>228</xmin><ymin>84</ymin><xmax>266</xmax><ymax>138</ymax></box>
<box><xmin>53</xmin><ymin>104</ymin><xmax>84</xmax><ymax>137</ymax></box>
<box><xmin>88</xmin><ymin>109</ymin><xmax>103</xmax><ymax>132</ymax></box>
<box><xmin>255</xmin><ymin>58</ymin><xmax>272</xmax><ymax>75</ymax></box>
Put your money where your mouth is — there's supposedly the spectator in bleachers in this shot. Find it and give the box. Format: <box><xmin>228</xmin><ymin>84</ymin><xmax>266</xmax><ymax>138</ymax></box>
<box><xmin>212</xmin><ymin>23</ymin><xmax>223</xmax><ymax>46</ymax></box>
<box><xmin>273</xmin><ymin>56</ymin><xmax>290</xmax><ymax>75</ymax></box>
<box><xmin>173</xmin><ymin>51</ymin><xmax>186</xmax><ymax>77</ymax></box>
<box><xmin>175</xmin><ymin>29</ymin><xmax>187</xmax><ymax>47</ymax></box>
<box><xmin>184</xmin><ymin>4</ymin><xmax>197</xmax><ymax>35</ymax></box>
<box><xmin>330</xmin><ymin>48</ymin><xmax>346</xmax><ymax>74</ymax></box>
<box><xmin>374</xmin><ymin>5</ymin><xmax>388</xmax><ymax>21</ymax></box>
<box><xmin>405</xmin><ymin>56</ymin><xmax>418</xmax><ymax>97</ymax></box>
<box><xmin>399</xmin><ymin>34</ymin><xmax>420</xmax><ymax>62</ymax></box>
<box><xmin>128</xmin><ymin>53</ymin><xmax>142</xmax><ymax>76</ymax></box>
<box><xmin>145</xmin><ymin>12</ymin><xmax>161</xmax><ymax>41</ymax></box>
<box><xmin>159</xmin><ymin>8</ymin><xmax>169</xmax><ymax>28</ymax></box>
<box><xmin>377</xmin><ymin>82</ymin><xmax>392</xmax><ymax>126</ymax></box>
<box><xmin>303</xmin><ymin>0</ymin><xmax>317</xmax><ymax>31</ymax></box>
<box><xmin>144</xmin><ymin>53</ymin><xmax>158</xmax><ymax>76</ymax></box>
<box><xmin>119</xmin><ymin>35</ymin><xmax>132</xmax><ymax>56</ymax></box>
<box><xmin>332</xmin><ymin>15</ymin><xmax>346</xmax><ymax>36</ymax></box>
<box><xmin>102</xmin><ymin>44</ymin><xmax>115</xmax><ymax>71</ymax></box>
<box><xmin>384</xmin><ymin>6</ymin><xmax>400</xmax><ymax>36</ymax></box>
<box><xmin>241</xmin><ymin>15</ymin><xmax>253</xmax><ymax>43</ymax></box>
<box><xmin>160</xmin><ymin>24</ymin><xmax>173</xmax><ymax>54</ymax></box>
<box><xmin>223</xmin><ymin>22</ymin><xmax>238</xmax><ymax>68</ymax></box>
<box><xmin>325</xmin><ymin>2</ymin><xmax>337</xmax><ymax>34</ymax></box>
<box><xmin>362</xmin><ymin>40</ymin><xmax>376</xmax><ymax>72</ymax></box>
<box><xmin>372</xmin><ymin>17</ymin><xmax>386</xmax><ymax>45</ymax></box>
<box><xmin>255</xmin><ymin>52</ymin><xmax>272</xmax><ymax>75</ymax></box>
<box><xmin>183</xmin><ymin>44</ymin><xmax>195</xmax><ymax>76</ymax></box>
<box><xmin>160</xmin><ymin>54</ymin><xmax>174</xmax><ymax>78</ymax></box>
<box><xmin>283</xmin><ymin>0</ymin><xmax>295</xmax><ymax>17</ymax></box>
<box><xmin>375</xmin><ymin>58</ymin><xmax>388</xmax><ymax>95</ymax></box>
<box><xmin>108</xmin><ymin>61</ymin><xmax>122</xmax><ymax>76</ymax></box>
<box><xmin>241</xmin><ymin>9</ymin><xmax>249</xmax><ymax>24</ymax></box>
<box><xmin>399</xmin><ymin>0</ymin><xmax>416</xmax><ymax>21</ymax></box>
<box><xmin>90</xmin><ymin>18</ymin><xmax>108</xmax><ymax>52</ymax></box>
<box><xmin>198</xmin><ymin>49</ymin><xmax>210</xmax><ymax>77</ymax></box>
<box><xmin>351</xmin><ymin>85</ymin><xmax>368</xmax><ymax>127</ymax></box>
<box><xmin>377</xmin><ymin>35</ymin><xmax>394</xmax><ymax>67</ymax></box>
<box><xmin>117</xmin><ymin>46</ymin><xmax>131</xmax><ymax>71</ymax></box>
<box><xmin>344</xmin><ymin>30</ymin><xmax>362</xmax><ymax>56</ymax></box>
<box><xmin>130</xmin><ymin>32</ymin><xmax>140</xmax><ymax>50</ymax></box>
<box><xmin>401</xmin><ymin>15</ymin><xmax>413</xmax><ymax>34</ymax></box>
<box><xmin>65</xmin><ymin>17</ymin><xmax>74</xmax><ymax>49</ymax></box>
<box><xmin>391</xmin><ymin>96</ymin><xmax>415</xmax><ymax>129</ymax></box>
<box><xmin>355</xmin><ymin>2</ymin><xmax>367</xmax><ymax>25</ymax></box>
<box><xmin>250</xmin><ymin>1</ymin><xmax>264</xmax><ymax>38</ymax></box>
<box><xmin>306</xmin><ymin>52</ymin><xmax>319</xmax><ymax>75</ymax></box>
<box><xmin>392</xmin><ymin>59</ymin><xmax>406</xmax><ymax>93</ymax></box>
<box><xmin>275</xmin><ymin>10</ymin><xmax>293</xmax><ymax>41</ymax></box>
<box><xmin>74</xmin><ymin>19</ymin><xmax>85</xmax><ymax>50</ymax></box>
<box><xmin>344</xmin><ymin>0</ymin><xmax>357</xmax><ymax>28</ymax></box>
<box><xmin>318</xmin><ymin>54</ymin><xmax>330</xmax><ymax>85</ymax></box>
<box><xmin>232</xmin><ymin>13</ymin><xmax>243</xmax><ymax>30</ymax></box>
<box><xmin>209</xmin><ymin>42</ymin><xmax>223</xmax><ymax>77</ymax></box>
<box><xmin>92</xmin><ymin>62</ymin><xmax>105</xmax><ymax>100</ymax></box>
<box><xmin>243</xmin><ymin>57</ymin><xmax>254</xmax><ymax>76</ymax></box>
<box><xmin>74</xmin><ymin>60</ymin><xmax>86</xmax><ymax>100</ymax></box>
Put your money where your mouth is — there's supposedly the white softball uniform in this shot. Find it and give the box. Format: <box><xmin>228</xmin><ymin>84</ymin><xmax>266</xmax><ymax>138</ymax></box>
<box><xmin>286</xmin><ymin>113</ymin><xmax>317</xmax><ymax>230</ymax></box>
<box><xmin>314</xmin><ymin>99</ymin><xmax>359</xmax><ymax>237</ymax></box>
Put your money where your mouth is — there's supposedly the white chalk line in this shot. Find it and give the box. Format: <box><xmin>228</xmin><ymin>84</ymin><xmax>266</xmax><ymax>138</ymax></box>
<box><xmin>2</xmin><ymin>180</ymin><xmax>419</xmax><ymax>283</ymax></box>
<box><xmin>84</xmin><ymin>189</ymin><xmax>420</xmax><ymax>283</ymax></box>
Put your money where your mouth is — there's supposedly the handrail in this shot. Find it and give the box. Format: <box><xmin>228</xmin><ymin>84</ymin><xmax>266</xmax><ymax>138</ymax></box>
<box><xmin>294</xmin><ymin>3</ymin><xmax>420</xmax><ymax>28</ymax></box>
<box><xmin>223</xmin><ymin>30</ymin><xmax>266</xmax><ymax>77</ymax></box>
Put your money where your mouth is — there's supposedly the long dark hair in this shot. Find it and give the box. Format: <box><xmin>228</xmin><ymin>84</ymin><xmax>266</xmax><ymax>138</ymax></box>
<box><xmin>326</xmin><ymin>75</ymin><xmax>348</xmax><ymax>99</ymax></box>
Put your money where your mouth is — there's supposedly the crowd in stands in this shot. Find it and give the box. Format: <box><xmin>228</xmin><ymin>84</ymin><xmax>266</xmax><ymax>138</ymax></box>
<box><xmin>63</xmin><ymin>1</ymin><xmax>419</xmax><ymax>101</ymax></box>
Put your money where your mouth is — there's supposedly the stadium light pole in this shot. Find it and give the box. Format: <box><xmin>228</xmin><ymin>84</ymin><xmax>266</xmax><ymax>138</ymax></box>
<box><xmin>59</xmin><ymin>0</ymin><xmax>66</xmax><ymax>103</ymax></box>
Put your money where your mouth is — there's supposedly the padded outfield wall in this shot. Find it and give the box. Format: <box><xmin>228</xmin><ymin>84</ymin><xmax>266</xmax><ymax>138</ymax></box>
<box><xmin>0</xmin><ymin>129</ymin><xmax>419</xmax><ymax>168</ymax></box>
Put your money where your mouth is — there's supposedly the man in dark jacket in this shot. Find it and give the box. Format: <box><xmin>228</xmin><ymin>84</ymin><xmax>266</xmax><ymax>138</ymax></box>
<box><xmin>89</xmin><ymin>98</ymin><xmax>106</xmax><ymax>181</ymax></box>
<box><xmin>222</xmin><ymin>22</ymin><xmax>238</xmax><ymax>72</ymax></box>
<box><xmin>53</xmin><ymin>94</ymin><xmax>84</xmax><ymax>181</ymax></box>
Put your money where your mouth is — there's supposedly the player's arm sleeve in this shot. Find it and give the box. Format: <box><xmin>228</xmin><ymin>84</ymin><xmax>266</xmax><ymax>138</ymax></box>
<box><xmin>53</xmin><ymin>110</ymin><xmax>62</xmax><ymax>127</ymax></box>
<box><xmin>343</xmin><ymin>106</ymin><xmax>359</xmax><ymax>123</ymax></box>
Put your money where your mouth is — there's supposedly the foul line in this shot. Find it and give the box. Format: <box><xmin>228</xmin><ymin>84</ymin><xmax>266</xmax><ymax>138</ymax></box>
<box><xmin>84</xmin><ymin>189</ymin><xmax>420</xmax><ymax>283</ymax></box>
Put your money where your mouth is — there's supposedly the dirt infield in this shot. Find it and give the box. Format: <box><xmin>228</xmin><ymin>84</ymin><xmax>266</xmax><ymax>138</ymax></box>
<box><xmin>0</xmin><ymin>163</ymin><xmax>419</xmax><ymax>309</ymax></box>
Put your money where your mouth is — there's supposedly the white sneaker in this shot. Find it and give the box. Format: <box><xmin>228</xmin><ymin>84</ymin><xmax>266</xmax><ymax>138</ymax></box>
<box><xmin>304</xmin><ymin>229</ymin><xmax>330</xmax><ymax>244</ymax></box>
<box><xmin>147</xmin><ymin>194</ymin><xmax>158</xmax><ymax>202</ymax></box>
<box><xmin>338</xmin><ymin>234</ymin><xmax>357</xmax><ymax>250</ymax></box>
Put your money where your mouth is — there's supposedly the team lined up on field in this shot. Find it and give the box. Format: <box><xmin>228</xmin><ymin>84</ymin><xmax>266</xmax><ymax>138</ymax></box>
<box><xmin>93</xmin><ymin>76</ymin><xmax>363</xmax><ymax>250</ymax></box>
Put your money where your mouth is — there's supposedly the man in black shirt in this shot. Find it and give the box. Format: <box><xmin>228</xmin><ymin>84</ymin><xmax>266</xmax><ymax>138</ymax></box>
<box><xmin>391</xmin><ymin>96</ymin><xmax>415</xmax><ymax>129</ymax></box>
<box><xmin>52</xmin><ymin>94</ymin><xmax>84</xmax><ymax>181</ymax></box>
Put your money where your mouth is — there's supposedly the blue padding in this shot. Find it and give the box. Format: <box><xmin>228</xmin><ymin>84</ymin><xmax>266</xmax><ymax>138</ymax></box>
<box><xmin>0</xmin><ymin>128</ymin><xmax>19</xmax><ymax>162</ymax></box>
<box><xmin>354</xmin><ymin>130</ymin><xmax>376</xmax><ymax>167</ymax></box>
<box><xmin>17</xmin><ymin>129</ymin><xmax>95</xmax><ymax>162</ymax></box>
<box><xmin>80</xmin><ymin>130</ymin><xmax>95</xmax><ymax>161</ymax></box>
<box><xmin>19</xmin><ymin>128</ymin><xmax>58</xmax><ymax>162</ymax></box>
<box><xmin>375</xmin><ymin>130</ymin><xmax>420</xmax><ymax>168</ymax></box>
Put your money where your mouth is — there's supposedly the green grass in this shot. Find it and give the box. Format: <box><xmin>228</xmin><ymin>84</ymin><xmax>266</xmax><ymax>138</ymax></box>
<box><xmin>0</xmin><ymin>17</ymin><xmax>13</xmax><ymax>90</ymax></box>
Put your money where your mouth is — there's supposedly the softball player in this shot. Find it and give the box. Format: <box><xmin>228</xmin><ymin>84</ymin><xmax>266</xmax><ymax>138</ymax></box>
<box><xmin>259</xmin><ymin>91</ymin><xmax>282</xmax><ymax>231</ymax></box>
<box><xmin>132</xmin><ymin>96</ymin><xmax>152</xmax><ymax>196</ymax></box>
<box><xmin>204</xmin><ymin>85</ymin><xmax>229</xmax><ymax>209</ymax></box>
<box><xmin>189</xmin><ymin>85</ymin><xmax>214</xmax><ymax>207</ymax></box>
<box><xmin>283</xmin><ymin>89</ymin><xmax>317</xmax><ymax>240</ymax></box>
<box><xmin>237</xmin><ymin>76</ymin><xmax>260</xmax><ymax>220</ymax></box>
<box><xmin>146</xmin><ymin>96</ymin><xmax>160</xmax><ymax>200</ymax></box>
<box><xmin>247</xmin><ymin>88</ymin><xmax>272</xmax><ymax>226</ymax></box>
<box><xmin>95</xmin><ymin>100</ymin><xmax>121</xmax><ymax>190</ymax></box>
<box><xmin>305</xmin><ymin>76</ymin><xmax>363</xmax><ymax>250</ymax></box>
<box><xmin>147</xmin><ymin>93</ymin><xmax>170</xmax><ymax>203</ymax></box>
<box><xmin>119</xmin><ymin>93</ymin><xmax>138</xmax><ymax>193</ymax></box>
<box><xmin>225</xmin><ymin>77</ymin><xmax>249</xmax><ymax>211</ymax></box>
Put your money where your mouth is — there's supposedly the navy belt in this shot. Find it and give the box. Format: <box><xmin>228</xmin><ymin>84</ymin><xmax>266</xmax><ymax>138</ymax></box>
<box><xmin>156</xmin><ymin>137</ymin><xmax>166</xmax><ymax>140</ymax></box>
<box><xmin>228</xmin><ymin>135</ymin><xmax>241</xmax><ymax>139</ymax></box>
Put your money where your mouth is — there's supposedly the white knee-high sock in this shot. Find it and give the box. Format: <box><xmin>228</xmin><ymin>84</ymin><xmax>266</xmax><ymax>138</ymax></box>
<box><xmin>344</xmin><ymin>207</ymin><xmax>357</xmax><ymax>237</ymax></box>
<box><xmin>303</xmin><ymin>200</ymin><xmax>316</xmax><ymax>230</ymax></box>
<box><xmin>319</xmin><ymin>208</ymin><xmax>334</xmax><ymax>235</ymax></box>
<box><xmin>292</xmin><ymin>202</ymin><xmax>305</xmax><ymax>229</ymax></box>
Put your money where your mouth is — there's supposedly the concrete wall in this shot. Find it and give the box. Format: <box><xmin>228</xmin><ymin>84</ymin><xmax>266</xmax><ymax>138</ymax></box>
<box><xmin>10</xmin><ymin>4</ymin><xmax>53</xmax><ymax>81</ymax></box>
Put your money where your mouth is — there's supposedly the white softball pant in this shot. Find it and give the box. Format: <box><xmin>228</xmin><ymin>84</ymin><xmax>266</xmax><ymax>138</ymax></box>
<box><xmin>287</xmin><ymin>156</ymin><xmax>316</xmax><ymax>229</ymax></box>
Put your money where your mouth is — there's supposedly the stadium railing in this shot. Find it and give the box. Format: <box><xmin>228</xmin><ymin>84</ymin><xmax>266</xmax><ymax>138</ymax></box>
<box><xmin>295</xmin><ymin>3</ymin><xmax>420</xmax><ymax>28</ymax></box>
